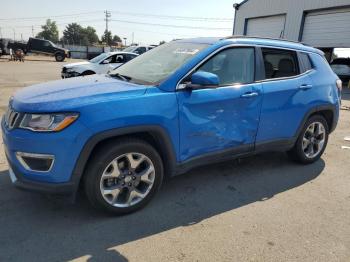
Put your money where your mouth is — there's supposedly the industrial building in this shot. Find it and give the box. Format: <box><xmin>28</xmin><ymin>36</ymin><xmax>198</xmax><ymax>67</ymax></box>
<box><xmin>233</xmin><ymin>0</ymin><xmax>350</xmax><ymax>59</ymax></box>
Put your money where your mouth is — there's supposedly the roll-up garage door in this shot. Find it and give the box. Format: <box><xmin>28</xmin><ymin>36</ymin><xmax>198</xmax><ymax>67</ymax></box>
<box><xmin>246</xmin><ymin>15</ymin><xmax>286</xmax><ymax>38</ymax></box>
<box><xmin>302</xmin><ymin>8</ymin><xmax>350</xmax><ymax>48</ymax></box>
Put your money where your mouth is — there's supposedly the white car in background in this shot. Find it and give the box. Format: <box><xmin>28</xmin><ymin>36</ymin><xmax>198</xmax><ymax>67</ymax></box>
<box><xmin>122</xmin><ymin>45</ymin><xmax>156</xmax><ymax>55</ymax></box>
<box><xmin>61</xmin><ymin>51</ymin><xmax>138</xmax><ymax>78</ymax></box>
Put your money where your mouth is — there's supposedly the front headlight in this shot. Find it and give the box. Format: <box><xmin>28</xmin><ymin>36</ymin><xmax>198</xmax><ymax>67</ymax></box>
<box><xmin>19</xmin><ymin>113</ymin><xmax>79</xmax><ymax>132</ymax></box>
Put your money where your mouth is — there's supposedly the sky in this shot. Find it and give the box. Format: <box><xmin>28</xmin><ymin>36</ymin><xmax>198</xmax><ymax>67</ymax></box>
<box><xmin>0</xmin><ymin>0</ymin><xmax>348</xmax><ymax>57</ymax></box>
<box><xmin>0</xmin><ymin>0</ymin><xmax>238</xmax><ymax>45</ymax></box>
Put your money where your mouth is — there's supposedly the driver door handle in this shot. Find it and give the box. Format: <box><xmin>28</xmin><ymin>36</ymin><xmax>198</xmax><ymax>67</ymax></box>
<box><xmin>299</xmin><ymin>84</ymin><xmax>313</xmax><ymax>90</ymax></box>
<box><xmin>241</xmin><ymin>92</ymin><xmax>259</xmax><ymax>98</ymax></box>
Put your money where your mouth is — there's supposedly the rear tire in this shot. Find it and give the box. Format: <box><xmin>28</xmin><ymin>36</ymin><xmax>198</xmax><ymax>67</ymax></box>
<box><xmin>84</xmin><ymin>138</ymin><xmax>164</xmax><ymax>215</ymax></box>
<box><xmin>288</xmin><ymin>115</ymin><xmax>329</xmax><ymax>164</ymax></box>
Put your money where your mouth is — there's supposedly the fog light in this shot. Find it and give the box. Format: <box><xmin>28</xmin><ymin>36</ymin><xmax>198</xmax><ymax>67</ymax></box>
<box><xmin>16</xmin><ymin>152</ymin><xmax>54</xmax><ymax>172</ymax></box>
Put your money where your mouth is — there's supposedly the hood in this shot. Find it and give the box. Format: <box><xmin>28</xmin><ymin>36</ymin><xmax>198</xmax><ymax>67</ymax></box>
<box><xmin>63</xmin><ymin>61</ymin><xmax>91</xmax><ymax>68</ymax></box>
<box><xmin>12</xmin><ymin>74</ymin><xmax>149</xmax><ymax>112</ymax></box>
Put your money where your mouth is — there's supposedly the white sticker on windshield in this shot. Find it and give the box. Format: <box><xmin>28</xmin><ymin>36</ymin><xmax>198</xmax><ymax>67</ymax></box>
<box><xmin>173</xmin><ymin>48</ymin><xmax>200</xmax><ymax>55</ymax></box>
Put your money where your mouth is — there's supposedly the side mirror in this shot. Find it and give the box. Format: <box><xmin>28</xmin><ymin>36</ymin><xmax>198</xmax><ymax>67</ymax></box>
<box><xmin>102</xmin><ymin>60</ymin><xmax>110</xmax><ymax>64</ymax></box>
<box><xmin>186</xmin><ymin>71</ymin><xmax>219</xmax><ymax>89</ymax></box>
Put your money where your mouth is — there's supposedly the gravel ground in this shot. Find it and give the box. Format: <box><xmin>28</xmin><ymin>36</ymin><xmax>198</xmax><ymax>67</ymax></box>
<box><xmin>0</xmin><ymin>56</ymin><xmax>349</xmax><ymax>262</ymax></box>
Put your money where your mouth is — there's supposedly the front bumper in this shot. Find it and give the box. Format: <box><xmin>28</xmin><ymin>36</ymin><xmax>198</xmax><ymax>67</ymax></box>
<box><xmin>1</xmin><ymin>115</ymin><xmax>92</xmax><ymax>194</ymax></box>
<box><xmin>61</xmin><ymin>71</ymin><xmax>80</xmax><ymax>79</ymax></box>
<box><xmin>6</xmin><ymin>156</ymin><xmax>75</xmax><ymax>194</ymax></box>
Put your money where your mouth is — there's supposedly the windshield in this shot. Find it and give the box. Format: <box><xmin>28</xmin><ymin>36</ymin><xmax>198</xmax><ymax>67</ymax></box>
<box><xmin>110</xmin><ymin>41</ymin><xmax>209</xmax><ymax>85</ymax></box>
<box><xmin>90</xmin><ymin>53</ymin><xmax>110</xmax><ymax>63</ymax></box>
<box><xmin>48</xmin><ymin>41</ymin><xmax>56</xmax><ymax>47</ymax></box>
<box><xmin>123</xmin><ymin>46</ymin><xmax>137</xmax><ymax>52</ymax></box>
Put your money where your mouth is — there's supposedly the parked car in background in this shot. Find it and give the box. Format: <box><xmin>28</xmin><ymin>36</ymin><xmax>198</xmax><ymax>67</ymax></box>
<box><xmin>61</xmin><ymin>51</ymin><xmax>138</xmax><ymax>78</ymax></box>
<box><xmin>2</xmin><ymin>37</ymin><xmax>341</xmax><ymax>214</ymax></box>
<box><xmin>330</xmin><ymin>58</ymin><xmax>350</xmax><ymax>83</ymax></box>
<box><xmin>122</xmin><ymin>45</ymin><xmax>154</xmax><ymax>55</ymax></box>
<box><xmin>7</xmin><ymin>38</ymin><xmax>70</xmax><ymax>62</ymax></box>
<box><xmin>0</xmin><ymin>38</ymin><xmax>11</xmax><ymax>55</ymax></box>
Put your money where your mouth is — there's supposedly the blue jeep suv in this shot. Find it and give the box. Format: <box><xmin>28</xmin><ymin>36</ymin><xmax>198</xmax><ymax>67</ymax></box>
<box><xmin>2</xmin><ymin>37</ymin><xmax>341</xmax><ymax>214</ymax></box>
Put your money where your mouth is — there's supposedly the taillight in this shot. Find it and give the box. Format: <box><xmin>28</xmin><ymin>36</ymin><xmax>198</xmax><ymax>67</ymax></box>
<box><xmin>336</xmin><ymin>79</ymin><xmax>343</xmax><ymax>92</ymax></box>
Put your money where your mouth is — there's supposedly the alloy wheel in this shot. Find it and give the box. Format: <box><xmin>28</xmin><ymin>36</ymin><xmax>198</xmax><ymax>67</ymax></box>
<box><xmin>302</xmin><ymin>122</ymin><xmax>326</xmax><ymax>159</ymax></box>
<box><xmin>99</xmin><ymin>152</ymin><xmax>155</xmax><ymax>207</ymax></box>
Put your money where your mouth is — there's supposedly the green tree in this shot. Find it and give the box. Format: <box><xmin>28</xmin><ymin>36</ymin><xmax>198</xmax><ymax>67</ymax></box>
<box><xmin>62</xmin><ymin>23</ymin><xmax>99</xmax><ymax>45</ymax></box>
<box><xmin>36</xmin><ymin>19</ymin><xmax>59</xmax><ymax>42</ymax></box>
<box><xmin>62</xmin><ymin>23</ymin><xmax>85</xmax><ymax>45</ymax></box>
<box><xmin>101</xmin><ymin>30</ymin><xmax>113</xmax><ymax>45</ymax></box>
<box><xmin>82</xmin><ymin>26</ymin><xmax>99</xmax><ymax>44</ymax></box>
<box><xmin>112</xmin><ymin>35</ymin><xmax>122</xmax><ymax>44</ymax></box>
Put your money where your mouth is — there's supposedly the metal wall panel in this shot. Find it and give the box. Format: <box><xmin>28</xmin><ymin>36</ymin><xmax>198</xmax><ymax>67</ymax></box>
<box><xmin>246</xmin><ymin>15</ymin><xmax>286</xmax><ymax>38</ymax></box>
<box><xmin>302</xmin><ymin>8</ymin><xmax>350</xmax><ymax>47</ymax></box>
<box><xmin>234</xmin><ymin>0</ymin><xmax>350</xmax><ymax>46</ymax></box>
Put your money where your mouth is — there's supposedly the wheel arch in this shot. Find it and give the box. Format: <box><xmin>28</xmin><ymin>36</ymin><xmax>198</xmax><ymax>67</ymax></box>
<box><xmin>81</xmin><ymin>70</ymin><xmax>96</xmax><ymax>76</ymax></box>
<box><xmin>54</xmin><ymin>51</ymin><xmax>65</xmax><ymax>57</ymax></box>
<box><xmin>295</xmin><ymin>104</ymin><xmax>337</xmax><ymax>139</ymax></box>
<box><xmin>71</xmin><ymin>125</ymin><xmax>177</xmax><ymax>190</ymax></box>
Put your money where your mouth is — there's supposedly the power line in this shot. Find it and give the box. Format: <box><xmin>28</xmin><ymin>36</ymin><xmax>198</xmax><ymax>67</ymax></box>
<box><xmin>0</xmin><ymin>10</ymin><xmax>232</xmax><ymax>23</ymax></box>
<box><xmin>0</xmin><ymin>11</ymin><xmax>102</xmax><ymax>21</ymax></box>
<box><xmin>111</xmin><ymin>11</ymin><xmax>233</xmax><ymax>22</ymax></box>
<box><xmin>110</xmin><ymin>19</ymin><xmax>232</xmax><ymax>30</ymax></box>
<box><xmin>2</xmin><ymin>17</ymin><xmax>231</xmax><ymax>31</ymax></box>
<box><xmin>0</xmin><ymin>19</ymin><xmax>103</xmax><ymax>29</ymax></box>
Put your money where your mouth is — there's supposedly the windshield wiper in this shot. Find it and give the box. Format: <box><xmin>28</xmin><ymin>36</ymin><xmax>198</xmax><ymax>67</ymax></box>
<box><xmin>109</xmin><ymin>73</ymin><xmax>132</xmax><ymax>82</ymax></box>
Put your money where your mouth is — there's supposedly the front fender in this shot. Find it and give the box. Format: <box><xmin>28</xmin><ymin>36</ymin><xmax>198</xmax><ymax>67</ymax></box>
<box><xmin>70</xmin><ymin>125</ymin><xmax>177</xmax><ymax>190</ymax></box>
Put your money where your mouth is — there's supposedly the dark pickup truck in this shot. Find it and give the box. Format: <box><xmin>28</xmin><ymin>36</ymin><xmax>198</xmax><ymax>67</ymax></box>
<box><xmin>7</xmin><ymin>38</ymin><xmax>70</xmax><ymax>62</ymax></box>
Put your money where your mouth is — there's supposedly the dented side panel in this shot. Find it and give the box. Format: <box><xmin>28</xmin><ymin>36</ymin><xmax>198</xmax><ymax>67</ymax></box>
<box><xmin>177</xmin><ymin>83</ymin><xmax>263</xmax><ymax>161</ymax></box>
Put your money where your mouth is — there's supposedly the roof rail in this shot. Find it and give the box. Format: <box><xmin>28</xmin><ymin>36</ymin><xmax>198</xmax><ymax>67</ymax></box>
<box><xmin>223</xmin><ymin>35</ymin><xmax>309</xmax><ymax>46</ymax></box>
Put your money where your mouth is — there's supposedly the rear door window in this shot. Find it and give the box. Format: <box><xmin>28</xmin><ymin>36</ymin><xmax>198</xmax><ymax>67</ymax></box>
<box><xmin>262</xmin><ymin>48</ymin><xmax>299</xmax><ymax>79</ymax></box>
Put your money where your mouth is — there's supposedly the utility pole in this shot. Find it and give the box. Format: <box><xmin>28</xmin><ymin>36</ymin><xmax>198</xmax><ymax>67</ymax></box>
<box><xmin>32</xmin><ymin>26</ymin><xmax>34</xmax><ymax>37</ymax></box>
<box><xmin>12</xmin><ymin>28</ymin><xmax>15</xmax><ymax>41</ymax></box>
<box><xmin>123</xmin><ymin>37</ymin><xmax>127</xmax><ymax>47</ymax></box>
<box><xmin>21</xmin><ymin>33</ymin><xmax>23</xmax><ymax>42</ymax></box>
<box><xmin>0</xmin><ymin>27</ymin><xmax>2</xmax><ymax>38</ymax></box>
<box><xmin>132</xmin><ymin>32</ymin><xmax>134</xmax><ymax>44</ymax></box>
<box><xmin>104</xmin><ymin>10</ymin><xmax>111</xmax><ymax>32</ymax></box>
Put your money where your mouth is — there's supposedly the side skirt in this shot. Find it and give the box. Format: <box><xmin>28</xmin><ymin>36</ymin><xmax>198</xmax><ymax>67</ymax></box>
<box><xmin>174</xmin><ymin>139</ymin><xmax>295</xmax><ymax>176</ymax></box>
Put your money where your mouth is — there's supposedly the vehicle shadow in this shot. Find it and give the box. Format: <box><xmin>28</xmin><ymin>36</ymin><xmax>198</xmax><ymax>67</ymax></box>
<box><xmin>0</xmin><ymin>153</ymin><xmax>324</xmax><ymax>262</ymax></box>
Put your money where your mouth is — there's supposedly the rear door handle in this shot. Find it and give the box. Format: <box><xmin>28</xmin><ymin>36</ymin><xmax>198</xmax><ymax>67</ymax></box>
<box><xmin>241</xmin><ymin>92</ymin><xmax>259</xmax><ymax>98</ymax></box>
<box><xmin>299</xmin><ymin>84</ymin><xmax>313</xmax><ymax>90</ymax></box>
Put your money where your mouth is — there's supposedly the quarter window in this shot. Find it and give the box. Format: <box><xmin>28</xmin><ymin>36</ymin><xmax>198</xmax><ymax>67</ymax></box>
<box><xmin>262</xmin><ymin>48</ymin><xmax>299</xmax><ymax>79</ymax></box>
<box><xmin>299</xmin><ymin>52</ymin><xmax>313</xmax><ymax>72</ymax></box>
<box><xmin>196</xmin><ymin>47</ymin><xmax>255</xmax><ymax>86</ymax></box>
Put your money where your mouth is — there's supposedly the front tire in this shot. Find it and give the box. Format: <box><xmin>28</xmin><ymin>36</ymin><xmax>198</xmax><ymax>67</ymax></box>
<box><xmin>288</xmin><ymin>115</ymin><xmax>329</xmax><ymax>164</ymax></box>
<box><xmin>84</xmin><ymin>138</ymin><xmax>164</xmax><ymax>215</ymax></box>
<box><xmin>55</xmin><ymin>52</ymin><xmax>65</xmax><ymax>62</ymax></box>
